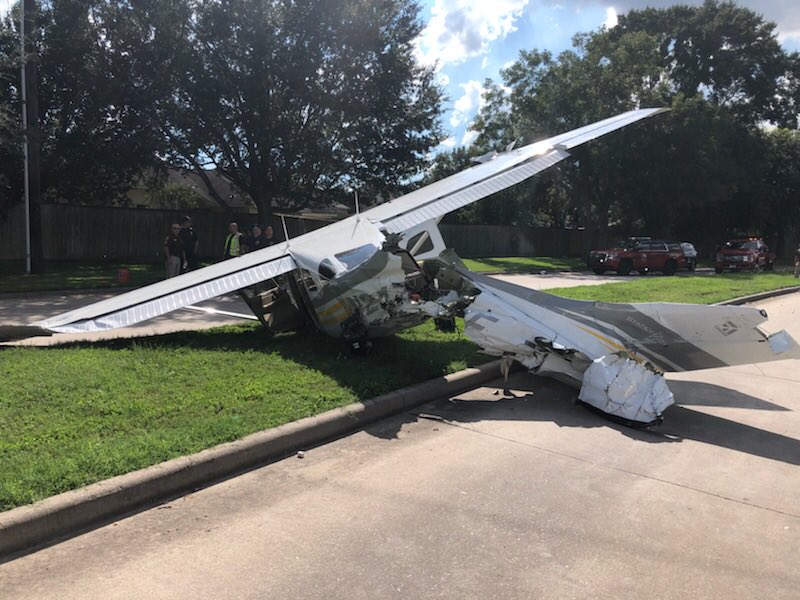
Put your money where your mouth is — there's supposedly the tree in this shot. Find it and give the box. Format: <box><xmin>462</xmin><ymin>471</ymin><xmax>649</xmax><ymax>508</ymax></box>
<box><xmin>761</xmin><ymin>128</ymin><xmax>800</xmax><ymax>252</ymax></box>
<box><xmin>0</xmin><ymin>0</ymin><xmax>172</xmax><ymax>217</ymax></box>
<box><xmin>153</xmin><ymin>0</ymin><xmax>443</xmax><ymax>226</ymax></box>
<box><xmin>611</xmin><ymin>0</ymin><xmax>798</xmax><ymax>127</ymax></box>
<box><xmin>0</xmin><ymin>8</ymin><xmax>23</xmax><ymax>219</ymax></box>
<box><xmin>462</xmin><ymin>1</ymin><xmax>799</xmax><ymax>250</ymax></box>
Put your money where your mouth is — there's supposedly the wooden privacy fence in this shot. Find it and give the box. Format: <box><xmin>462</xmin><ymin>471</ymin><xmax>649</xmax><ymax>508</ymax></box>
<box><xmin>0</xmin><ymin>203</ymin><xmax>599</xmax><ymax>261</ymax></box>
<box><xmin>0</xmin><ymin>204</ymin><xmax>327</xmax><ymax>262</ymax></box>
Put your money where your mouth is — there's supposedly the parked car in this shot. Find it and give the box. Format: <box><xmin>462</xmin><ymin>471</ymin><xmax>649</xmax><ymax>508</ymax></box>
<box><xmin>589</xmin><ymin>237</ymin><xmax>686</xmax><ymax>275</ymax></box>
<box><xmin>667</xmin><ymin>241</ymin><xmax>698</xmax><ymax>271</ymax></box>
<box><xmin>715</xmin><ymin>238</ymin><xmax>775</xmax><ymax>273</ymax></box>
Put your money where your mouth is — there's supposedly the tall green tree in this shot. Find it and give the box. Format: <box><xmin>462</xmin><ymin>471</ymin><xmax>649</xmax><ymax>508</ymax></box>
<box><xmin>0</xmin><ymin>1</ymin><xmax>171</xmax><ymax>215</ymax></box>
<box><xmin>761</xmin><ymin>128</ymin><xmax>800</xmax><ymax>252</ymax></box>
<box><xmin>157</xmin><ymin>0</ymin><xmax>443</xmax><ymax>226</ymax></box>
<box><xmin>611</xmin><ymin>0</ymin><xmax>799</xmax><ymax>127</ymax></box>
<box><xmin>458</xmin><ymin>0</ymin><xmax>798</xmax><ymax>250</ymax></box>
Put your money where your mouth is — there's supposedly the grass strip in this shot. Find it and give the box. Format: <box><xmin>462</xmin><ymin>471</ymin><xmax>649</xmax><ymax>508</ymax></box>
<box><xmin>547</xmin><ymin>272</ymin><xmax>800</xmax><ymax>304</ymax></box>
<box><xmin>0</xmin><ymin>261</ymin><xmax>164</xmax><ymax>294</ymax></box>
<box><xmin>0</xmin><ymin>321</ymin><xmax>487</xmax><ymax>510</ymax></box>
<box><xmin>1</xmin><ymin>257</ymin><xmax>584</xmax><ymax>294</ymax></box>
<box><xmin>462</xmin><ymin>256</ymin><xmax>584</xmax><ymax>273</ymax></box>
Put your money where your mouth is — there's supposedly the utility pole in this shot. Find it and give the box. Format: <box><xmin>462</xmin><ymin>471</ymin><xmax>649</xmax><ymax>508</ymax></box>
<box><xmin>21</xmin><ymin>0</ymin><xmax>44</xmax><ymax>274</ymax></box>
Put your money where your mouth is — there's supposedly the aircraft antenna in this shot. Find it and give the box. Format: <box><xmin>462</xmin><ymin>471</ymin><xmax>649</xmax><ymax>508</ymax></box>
<box><xmin>354</xmin><ymin>189</ymin><xmax>360</xmax><ymax>222</ymax></box>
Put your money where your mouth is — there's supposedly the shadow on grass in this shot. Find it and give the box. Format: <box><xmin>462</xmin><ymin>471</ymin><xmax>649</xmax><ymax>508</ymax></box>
<box><xmin>34</xmin><ymin>322</ymin><xmax>489</xmax><ymax>401</ymax></box>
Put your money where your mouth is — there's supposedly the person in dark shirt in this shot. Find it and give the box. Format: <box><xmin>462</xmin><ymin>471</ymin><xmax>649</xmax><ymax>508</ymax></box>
<box><xmin>178</xmin><ymin>216</ymin><xmax>199</xmax><ymax>272</ymax></box>
<box><xmin>248</xmin><ymin>224</ymin><xmax>270</xmax><ymax>251</ymax></box>
<box><xmin>163</xmin><ymin>224</ymin><xmax>186</xmax><ymax>278</ymax></box>
<box><xmin>794</xmin><ymin>245</ymin><xmax>800</xmax><ymax>278</ymax></box>
<box><xmin>264</xmin><ymin>224</ymin><xmax>276</xmax><ymax>246</ymax></box>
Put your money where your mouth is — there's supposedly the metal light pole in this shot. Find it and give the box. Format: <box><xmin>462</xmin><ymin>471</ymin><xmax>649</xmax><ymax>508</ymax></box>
<box><xmin>20</xmin><ymin>0</ymin><xmax>43</xmax><ymax>274</ymax></box>
<box><xmin>20</xmin><ymin>0</ymin><xmax>31</xmax><ymax>274</ymax></box>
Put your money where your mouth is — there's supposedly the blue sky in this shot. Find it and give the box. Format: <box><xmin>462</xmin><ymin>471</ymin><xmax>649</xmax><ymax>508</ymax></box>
<box><xmin>414</xmin><ymin>0</ymin><xmax>800</xmax><ymax>150</ymax></box>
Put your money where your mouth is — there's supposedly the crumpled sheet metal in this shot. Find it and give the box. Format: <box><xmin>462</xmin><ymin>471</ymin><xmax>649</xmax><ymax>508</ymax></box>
<box><xmin>578</xmin><ymin>354</ymin><xmax>674</xmax><ymax>424</ymax></box>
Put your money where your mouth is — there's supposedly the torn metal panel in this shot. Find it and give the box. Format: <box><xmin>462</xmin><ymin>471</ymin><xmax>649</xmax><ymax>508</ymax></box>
<box><xmin>578</xmin><ymin>355</ymin><xmax>674</xmax><ymax>424</ymax></box>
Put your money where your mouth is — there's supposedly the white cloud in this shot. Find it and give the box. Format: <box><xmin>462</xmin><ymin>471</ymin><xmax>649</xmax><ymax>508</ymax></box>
<box><xmin>461</xmin><ymin>128</ymin><xmax>480</xmax><ymax>146</ymax></box>
<box><xmin>480</xmin><ymin>56</ymin><xmax>490</xmax><ymax>69</ymax></box>
<box><xmin>438</xmin><ymin>136</ymin><xmax>458</xmax><ymax>149</ymax></box>
<box><xmin>449</xmin><ymin>80</ymin><xmax>486</xmax><ymax>128</ymax></box>
<box><xmin>603</xmin><ymin>6</ymin><xmax>618</xmax><ymax>29</ymax></box>
<box><xmin>416</xmin><ymin>0</ymin><xmax>531</xmax><ymax>68</ymax></box>
<box><xmin>438</xmin><ymin>73</ymin><xmax>451</xmax><ymax>87</ymax></box>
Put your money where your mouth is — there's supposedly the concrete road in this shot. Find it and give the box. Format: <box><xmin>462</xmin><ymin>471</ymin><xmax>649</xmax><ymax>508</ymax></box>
<box><xmin>1</xmin><ymin>294</ymin><xmax>798</xmax><ymax>599</ymax></box>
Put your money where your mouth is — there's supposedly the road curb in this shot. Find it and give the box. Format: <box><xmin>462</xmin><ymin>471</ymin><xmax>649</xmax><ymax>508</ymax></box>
<box><xmin>716</xmin><ymin>285</ymin><xmax>800</xmax><ymax>306</ymax></box>
<box><xmin>0</xmin><ymin>359</ymin><xmax>502</xmax><ymax>561</ymax></box>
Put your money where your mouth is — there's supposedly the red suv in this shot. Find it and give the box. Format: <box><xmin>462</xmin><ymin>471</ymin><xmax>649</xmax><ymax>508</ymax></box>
<box><xmin>589</xmin><ymin>238</ymin><xmax>686</xmax><ymax>275</ymax></box>
<box><xmin>715</xmin><ymin>238</ymin><xmax>775</xmax><ymax>273</ymax></box>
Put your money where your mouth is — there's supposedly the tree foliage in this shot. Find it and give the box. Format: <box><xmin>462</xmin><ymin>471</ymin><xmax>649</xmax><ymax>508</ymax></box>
<box><xmin>156</xmin><ymin>0</ymin><xmax>442</xmax><ymax>225</ymax></box>
<box><xmin>0</xmin><ymin>0</ymin><xmax>443</xmax><ymax>225</ymax></box>
<box><xmin>433</xmin><ymin>0</ymin><xmax>800</xmax><ymax>254</ymax></box>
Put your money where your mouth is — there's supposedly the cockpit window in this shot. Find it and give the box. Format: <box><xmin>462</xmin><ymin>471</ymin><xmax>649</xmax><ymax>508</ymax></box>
<box><xmin>405</xmin><ymin>232</ymin><xmax>435</xmax><ymax>256</ymax></box>
<box><xmin>318</xmin><ymin>259</ymin><xmax>338</xmax><ymax>280</ymax></box>
<box><xmin>335</xmin><ymin>244</ymin><xmax>378</xmax><ymax>271</ymax></box>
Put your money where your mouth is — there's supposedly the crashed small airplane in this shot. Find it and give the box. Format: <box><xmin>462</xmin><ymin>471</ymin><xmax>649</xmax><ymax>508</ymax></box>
<box><xmin>2</xmin><ymin>108</ymin><xmax>797</xmax><ymax>426</ymax></box>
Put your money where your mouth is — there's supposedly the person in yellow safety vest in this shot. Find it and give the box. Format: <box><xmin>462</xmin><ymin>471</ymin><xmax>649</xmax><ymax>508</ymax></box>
<box><xmin>223</xmin><ymin>222</ymin><xmax>244</xmax><ymax>259</ymax></box>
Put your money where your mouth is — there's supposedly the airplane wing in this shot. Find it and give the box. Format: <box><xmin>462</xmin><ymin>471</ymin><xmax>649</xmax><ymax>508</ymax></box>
<box><xmin>1</xmin><ymin>108</ymin><xmax>667</xmax><ymax>342</ymax></box>
<box><xmin>364</xmin><ymin>108</ymin><xmax>668</xmax><ymax>233</ymax></box>
<box><xmin>0</xmin><ymin>247</ymin><xmax>296</xmax><ymax>340</ymax></box>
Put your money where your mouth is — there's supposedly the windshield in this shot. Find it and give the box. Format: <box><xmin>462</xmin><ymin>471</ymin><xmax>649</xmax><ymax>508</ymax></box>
<box><xmin>335</xmin><ymin>244</ymin><xmax>379</xmax><ymax>271</ymax></box>
<box><xmin>727</xmin><ymin>241</ymin><xmax>757</xmax><ymax>250</ymax></box>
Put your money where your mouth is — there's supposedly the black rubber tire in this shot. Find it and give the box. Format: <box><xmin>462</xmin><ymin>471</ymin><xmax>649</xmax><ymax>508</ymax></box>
<box><xmin>592</xmin><ymin>268</ymin><xmax>606</xmax><ymax>275</ymax></box>
<box><xmin>714</xmin><ymin>267</ymin><xmax>724</xmax><ymax>274</ymax></box>
<box><xmin>766</xmin><ymin>262</ymin><xmax>774</xmax><ymax>272</ymax></box>
<box><xmin>688</xmin><ymin>259</ymin><xmax>696</xmax><ymax>272</ymax></box>
<box><xmin>617</xmin><ymin>259</ymin><xmax>632</xmax><ymax>276</ymax></box>
<box><xmin>663</xmin><ymin>260</ymin><xmax>677</xmax><ymax>276</ymax></box>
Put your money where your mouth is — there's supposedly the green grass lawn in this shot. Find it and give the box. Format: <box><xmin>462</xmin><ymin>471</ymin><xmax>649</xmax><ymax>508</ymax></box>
<box><xmin>549</xmin><ymin>272</ymin><xmax>799</xmax><ymax>304</ymax></box>
<box><xmin>1</xmin><ymin>256</ymin><xmax>581</xmax><ymax>293</ymax></box>
<box><xmin>462</xmin><ymin>256</ymin><xmax>585</xmax><ymax>273</ymax></box>
<box><xmin>0</xmin><ymin>321</ymin><xmax>487</xmax><ymax>510</ymax></box>
<box><xmin>1</xmin><ymin>270</ymin><xmax>798</xmax><ymax>511</ymax></box>
<box><xmin>0</xmin><ymin>261</ymin><xmax>164</xmax><ymax>294</ymax></box>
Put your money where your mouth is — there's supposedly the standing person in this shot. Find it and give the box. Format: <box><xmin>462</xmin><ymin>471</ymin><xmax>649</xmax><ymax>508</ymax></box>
<box><xmin>248</xmin><ymin>224</ymin><xmax>269</xmax><ymax>251</ymax></box>
<box><xmin>264</xmin><ymin>224</ymin><xmax>276</xmax><ymax>246</ymax></box>
<box><xmin>163</xmin><ymin>224</ymin><xmax>186</xmax><ymax>278</ymax></box>
<box><xmin>179</xmin><ymin>216</ymin><xmax>200</xmax><ymax>272</ymax></box>
<box><xmin>794</xmin><ymin>245</ymin><xmax>800</xmax><ymax>278</ymax></box>
<box><xmin>223</xmin><ymin>222</ymin><xmax>243</xmax><ymax>259</ymax></box>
